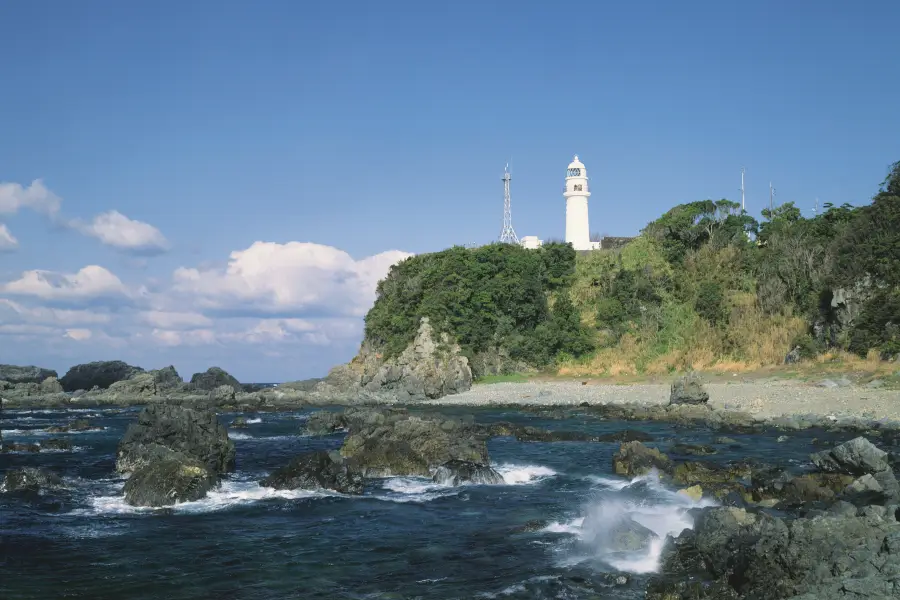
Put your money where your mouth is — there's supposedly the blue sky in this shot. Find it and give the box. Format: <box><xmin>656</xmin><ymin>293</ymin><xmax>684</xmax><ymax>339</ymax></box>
<box><xmin>1</xmin><ymin>0</ymin><xmax>898</xmax><ymax>382</ymax></box>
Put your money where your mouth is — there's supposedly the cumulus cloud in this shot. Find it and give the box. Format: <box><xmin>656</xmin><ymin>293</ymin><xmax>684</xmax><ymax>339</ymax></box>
<box><xmin>171</xmin><ymin>241</ymin><xmax>412</xmax><ymax>317</ymax></box>
<box><xmin>0</xmin><ymin>179</ymin><xmax>168</xmax><ymax>255</ymax></box>
<box><xmin>2</xmin><ymin>265</ymin><xmax>130</xmax><ymax>302</ymax></box>
<box><xmin>64</xmin><ymin>328</ymin><xmax>93</xmax><ymax>341</ymax></box>
<box><xmin>0</xmin><ymin>298</ymin><xmax>110</xmax><ymax>325</ymax></box>
<box><xmin>0</xmin><ymin>223</ymin><xmax>18</xmax><ymax>250</ymax></box>
<box><xmin>0</xmin><ymin>180</ymin><xmax>61</xmax><ymax>215</ymax></box>
<box><xmin>71</xmin><ymin>210</ymin><xmax>169</xmax><ymax>254</ymax></box>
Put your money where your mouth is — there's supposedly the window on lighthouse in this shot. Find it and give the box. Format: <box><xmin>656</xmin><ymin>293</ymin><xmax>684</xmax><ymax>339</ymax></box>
<box><xmin>567</xmin><ymin>167</ymin><xmax>581</xmax><ymax>177</ymax></box>
<box><xmin>574</xmin><ymin>184</ymin><xmax>583</xmax><ymax>192</ymax></box>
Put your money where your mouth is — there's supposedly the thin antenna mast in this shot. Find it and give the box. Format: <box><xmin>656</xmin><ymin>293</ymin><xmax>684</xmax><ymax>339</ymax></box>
<box><xmin>740</xmin><ymin>167</ymin><xmax>746</xmax><ymax>211</ymax></box>
<box><xmin>769</xmin><ymin>181</ymin><xmax>775</xmax><ymax>212</ymax></box>
<box><xmin>499</xmin><ymin>163</ymin><xmax>519</xmax><ymax>244</ymax></box>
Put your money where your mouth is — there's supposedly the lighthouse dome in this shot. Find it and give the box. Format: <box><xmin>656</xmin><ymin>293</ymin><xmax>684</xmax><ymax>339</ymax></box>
<box><xmin>566</xmin><ymin>155</ymin><xmax>586</xmax><ymax>178</ymax></box>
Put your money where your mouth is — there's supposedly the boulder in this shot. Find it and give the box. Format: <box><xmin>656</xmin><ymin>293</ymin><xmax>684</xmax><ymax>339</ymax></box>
<box><xmin>40</xmin><ymin>438</ymin><xmax>73</xmax><ymax>451</ymax></box>
<box><xmin>581</xmin><ymin>504</ymin><xmax>660</xmax><ymax>554</ymax></box>
<box><xmin>123</xmin><ymin>458</ymin><xmax>217</xmax><ymax>507</ymax></box>
<box><xmin>261</xmin><ymin>450</ymin><xmax>364</xmax><ymax>495</ymax></box>
<box><xmin>339</xmin><ymin>410</ymin><xmax>489</xmax><ymax>477</ymax></box>
<box><xmin>46</xmin><ymin>419</ymin><xmax>102</xmax><ymax>433</ymax></box>
<box><xmin>671</xmin><ymin>443</ymin><xmax>717</xmax><ymax>456</ymax></box>
<box><xmin>2</xmin><ymin>467</ymin><xmax>64</xmax><ymax>492</ymax></box>
<box><xmin>59</xmin><ymin>360</ymin><xmax>144</xmax><ymax>392</ymax></box>
<box><xmin>39</xmin><ymin>377</ymin><xmax>64</xmax><ymax>394</ymax></box>
<box><xmin>1</xmin><ymin>442</ymin><xmax>41</xmax><ymax>453</ymax></box>
<box><xmin>811</xmin><ymin>436</ymin><xmax>891</xmax><ymax>476</ymax></box>
<box><xmin>612</xmin><ymin>441</ymin><xmax>672</xmax><ymax>477</ymax></box>
<box><xmin>116</xmin><ymin>404</ymin><xmax>236</xmax><ymax>475</ymax></box>
<box><xmin>646</xmin><ymin>506</ymin><xmax>900</xmax><ymax>600</ymax></box>
<box><xmin>230</xmin><ymin>417</ymin><xmax>249</xmax><ymax>429</ymax></box>
<box><xmin>189</xmin><ymin>367</ymin><xmax>241</xmax><ymax>392</ymax></box>
<box><xmin>432</xmin><ymin>460</ymin><xmax>504</xmax><ymax>486</ymax></box>
<box><xmin>669</xmin><ymin>373</ymin><xmax>709</xmax><ymax>405</ymax></box>
<box><xmin>106</xmin><ymin>372</ymin><xmax>159</xmax><ymax>399</ymax></box>
<box><xmin>0</xmin><ymin>364</ymin><xmax>58</xmax><ymax>384</ymax></box>
<box><xmin>151</xmin><ymin>366</ymin><xmax>183</xmax><ymax>390</ymax></box>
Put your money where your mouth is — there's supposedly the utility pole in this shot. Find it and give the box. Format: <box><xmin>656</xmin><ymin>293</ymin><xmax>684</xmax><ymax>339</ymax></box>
<box><xmin>740</xmin><ymin>167</ymin><xmax>746</xmax><ymax>212</ymax></box>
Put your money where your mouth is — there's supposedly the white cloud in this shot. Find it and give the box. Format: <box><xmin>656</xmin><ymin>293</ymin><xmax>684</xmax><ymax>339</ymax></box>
<box><xmin>151</xmin><ymin>328</ymin><xmax>218</xmax><ymax>347</ymax></box>
<box><xmin>0</xmin><ymin>180</ymin><xmax>61</xmax><ymax>215</ymax></box>
<box><xmin>139</xmin><ymin>310</ymin><xmax>212</xmax><ymax>330</ymax></box>
<box><xmin>2</xmin><ymin>265</ymin><xmax>130</xmax><ymax>301</ymax></box>
<box><xmin>64</xmin><ymin>328</ymin><xmax>92</xmax><ymax>341</ymax></box>
<box><xmin>0</xmin><ymin>298</ymin><xmax>110</xmax><ymax>325</ymax></box>
<box><xmin>172</xmin><ymin>241</ymin><xmax>412</xmax><ymax>317</ymax></box>
<box><xmin>0</xmin><ymin>223</ymin><xmax>18</xmax><ymax>250</ymax></box>
<box><xmin>71</xmin><ymin>210</ymin><xmax>169</xmax><ymax>254</ymax></box>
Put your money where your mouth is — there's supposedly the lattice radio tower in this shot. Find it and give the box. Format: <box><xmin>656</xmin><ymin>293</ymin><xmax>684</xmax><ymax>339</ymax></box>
<box><xmin>499</xmin><ymin>163</ymin><xmax>519</xmax><ymax>244</ymax></box>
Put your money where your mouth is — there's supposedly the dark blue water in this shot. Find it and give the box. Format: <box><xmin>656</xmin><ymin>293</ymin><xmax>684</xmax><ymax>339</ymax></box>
<box><xmin>0</xmin><ymin>406</ymin><xmax>864</xmax><ymax>599</ymax></box>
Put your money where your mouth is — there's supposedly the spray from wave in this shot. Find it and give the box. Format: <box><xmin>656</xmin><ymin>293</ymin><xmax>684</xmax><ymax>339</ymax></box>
<box><xmin>545</xmin><ymin>470</ymin><xmax>716</xmax><ymax>574</ymax></box>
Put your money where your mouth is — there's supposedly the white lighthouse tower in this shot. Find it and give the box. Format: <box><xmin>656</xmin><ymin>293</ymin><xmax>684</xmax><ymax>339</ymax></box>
<box><xmin>564</xmin><ymin>155</ymin><xmax>598</xmax><ymax>250</ymax></box>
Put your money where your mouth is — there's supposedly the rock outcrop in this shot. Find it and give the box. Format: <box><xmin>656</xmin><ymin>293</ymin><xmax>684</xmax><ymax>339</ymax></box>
<box><xmin>0</xmin><ymin>364</ymin><xmax>58</xmax><ymax>384</ymax></box>
<box><xmin>59</xmin><ymin>360</ymin><xmax>144</xmax><ymax>392</ymax></box>
<box><xmin>189</xmin><ymin>367</ymin><xmax>241</xmax><ymax>392</ymax></box>
<box><xmin>261</xmin><ymin>450</ymin><xmax>364</xmax><ymax>495</ymax></box>
<box><xmin>646</xmin><ymin>506</ymin><xmax>900</xmax><ymax>599</ymax></box>
<box><xmin>613</xmin><ymin>441</ymin><xmax>673</xmax><ymax>477</ymax></box>
<box><xmin>116</xmin><ymin>405</ymin><xmax>235</xmax><ymax>507</ymax></box>
<box><xmin>432</xmin><ymin>460</ymin><xmax>504</xmax><ymax>486</ymax></box>
<box><xmin>669</xmin><ymin>372</ymin><xmax>709</xmax><ymax>405</ymax></box>
<box><xmin>2</xmin><ymin>467</ymin><xmax>64</xmax><ymax>493</ymax></box>
<box><xmin>116</xmin><ymin>404</ymin><xmax>236</xmax><ymax>475</ymax></box>
<box><xmin>315</xmin><ymin>317</ymin><xmax>472</xmax><ymax>402</ymax></box>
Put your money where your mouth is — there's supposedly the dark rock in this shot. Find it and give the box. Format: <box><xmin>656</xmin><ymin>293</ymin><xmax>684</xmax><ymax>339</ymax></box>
<box><xmin>59</xmin><ymin>360</ymin><xmax>144</xmax><ymax>392</ymax></box>
<box><xmin>811</xmin><ymin>436</ymin><xmax>891</xmax><ymax>476</ymax></box>
<box><xmin>116</xmin><ymin>404</ymin><xmax>236</xmax><ymax>475</ymax></box>
<box><xmin>3</xmin><ymin>467</ymin><xmax>64</xmax><ymax>492</ymax></box>
<box><xmin>671</xmin><ymin>443</ymin><xmax>717</xmax><ymax>456</ymax></box>
<box><xmin>645</xmin><ymin>506</ymin><xmax>900</xmax><ymax>600</ymax></box>
<box><xmin>152</xmin><ymin>366</ymin><xmax>183</xmax><ymax>389</ymax></box>
<box><xmin>671</xmin><ymin>461</ymin><xmax>752</xmax><ymax>500</ymax></box>
<box><xmin>582</xmin><ymin>506</ymin><xmax>659</xmax><ymax>554</ymax></box>
<box><xmin>432</xmin><ymin>460</ymin><xmax>504</xmax><ymax>486</ymax></box>
<box><xmin>0</xmin><ymin>364</ymin><xmax>58</xmax><ymax>384</ymax></box>
<box><xmin>613</xmin><ymin>441</ymin><xmax>672</xmax><ymax>477</ymax></box>
<box><xmin>339</xmin><ymin>410</ymin><xmax>488</xmax><ymax>477</ymax></box>
<box><xmin>596</xmin><ymin>429</ymin><xmax>655</xmax><ymax>443</ymax></box>
<box><xmin>46</xmin><ymin>419</ymin><xmax>101</xmax><ymax>433</ymax></box>
<box><xmin>40</xmin><ymin>438</ymin><xmax>73</xmax><ymax>451</ymax></box>
<box><xmin>261</xmin><ymin>450</ymin><xmax>364</xmax><ymax>494</ymax></box>
<box><xmin>123</xmin><ymin>458</ymin><xmax>217</xmax><ymax>507</ymax></box>
<box><xmin>230</xmin><ymin>417</ymin><xmax>249</xmax><ymax>429</ymax></box>
<box><xmin>189</xmin><ymin>367</ymin><xmax>241</xmax><ymax>392</ymax></box>
<box><xmin>1</xmin><ymin>442</ymin><xmax>41</xmax><ymax>453</ymax></box>
<box><xmin>669</xmin><ymin>373</ymin><xmax>709</xmax><ymax>405</ymax></box>
<box><xmin>784</xmin><ymin>346</ymin><xmax>802</xmax><ymax>364</ymax></box>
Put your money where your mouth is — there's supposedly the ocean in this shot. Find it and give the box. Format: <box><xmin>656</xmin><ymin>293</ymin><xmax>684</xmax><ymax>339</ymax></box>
<box><xmin>0</xmin><ymin>405</ymin><xmax>860</xmax><ymax>599</ymax></box>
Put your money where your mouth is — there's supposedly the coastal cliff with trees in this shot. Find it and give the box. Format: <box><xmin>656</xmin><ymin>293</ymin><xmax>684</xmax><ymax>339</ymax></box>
<box><xmin>363</xmin><ymin>160</ymin><xmax>900</xmax><ymax>379</ymax></box>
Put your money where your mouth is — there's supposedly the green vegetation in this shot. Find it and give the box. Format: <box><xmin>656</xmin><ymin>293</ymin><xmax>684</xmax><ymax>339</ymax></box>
<box><xmin>365</xmin><ymin>160</ymin><xmax>900</xmax><ymax>377</ymax></box>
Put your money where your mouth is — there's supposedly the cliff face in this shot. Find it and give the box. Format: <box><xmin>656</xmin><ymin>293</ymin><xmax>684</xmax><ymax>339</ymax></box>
<box><xmin>317</xmin><ymin>317</ymin><xmax>472</xmax><ymax>401</ymax></box>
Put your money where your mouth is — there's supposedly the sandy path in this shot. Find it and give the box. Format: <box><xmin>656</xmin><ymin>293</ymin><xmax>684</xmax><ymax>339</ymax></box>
<box><xmin>423</xmin><ymin>380</ymin><xmax>900</xmax><ymax>421</ymax></box>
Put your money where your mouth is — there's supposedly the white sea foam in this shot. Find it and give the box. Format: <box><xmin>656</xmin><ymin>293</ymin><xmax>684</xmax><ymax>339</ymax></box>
<box><xmin>66</xmin><ymin>478</ymin><xmax>331</xmax><ymax>517</ymax></box>
<box><xmin>228</xmin><ymin>431</ymin><xmax>253</xmax><ymax>440</ymax></box>
<box><xmin>245</xmin><ymin>417</ymin><xmax>262</xmax><ymax>424</ymax></box>
<box><xmin>546</xmin><ymin>470</ymin><xmax>717</xmax><ymax>574</ymax></box>
<box><xmin>494</xmin><ymin>464</ymin><xmax>557</xmax><ymax>485</ymax></box>
<box><xmin>227</xmin><ymin>432</ymin><xmax>295</xmax><ymax>442</ymax></box>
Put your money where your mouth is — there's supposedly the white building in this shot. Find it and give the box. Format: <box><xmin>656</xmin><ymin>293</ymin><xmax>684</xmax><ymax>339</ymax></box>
<box><xmin>564</xmin><ymin>155</ymin><xmax>600</xmax><ymax>251</ymax></box>
<box><xmin>520</xmin><ymin>235</ymin><xmax>543</xmax><ymax>249</ymax></box>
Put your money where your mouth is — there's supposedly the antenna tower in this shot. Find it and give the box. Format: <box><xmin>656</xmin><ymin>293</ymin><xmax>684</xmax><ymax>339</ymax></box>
<box><xmin>740</xmin><ymin>167</ymin><xmax>746</xmax><ymax>211</ymax></box>
<box><xmin>769</xmin><ymin>181</ymin><xmax>775</xmax><ymax>212</ymax></box>
<box><xmin>499</xmin><ymin>163</ymin><xmax>519</xmax><ymax>244</ymax></box>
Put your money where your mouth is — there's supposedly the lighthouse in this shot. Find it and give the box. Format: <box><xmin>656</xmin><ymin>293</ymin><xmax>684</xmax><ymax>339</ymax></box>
<box><xmin>564</xmin><ymin>155</ymin><xmax>599</xmax><ymax>250</ymax></box>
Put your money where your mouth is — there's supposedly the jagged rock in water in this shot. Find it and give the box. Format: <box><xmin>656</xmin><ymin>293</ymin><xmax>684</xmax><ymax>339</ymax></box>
<box><xmin>59</xmin><ymin>360</ymin><xmax>144</xmax><ymax>392</ymax></box>
<box><xmin>1</xmin><ymin>442</ymin><xmax>41</xmax><ymax>453</ymax></box>
<box><xmin>581</xmin><ymin>505</ymin><xmax>659</xmax><ymax>554</ymax></box>
<box><xmin>0</xmin><ymin>364</ymin><xmax>58</xmax><ymax>384</ymax></box>
<box><xmin>645</xmin><ymin>506</ymin><xmax>900</xmax><ymax>600</ymax></box>
<box><xmin>40</xmin><ymin>438</ymin><xmax>73</xmax><ymax>451</ymax></box>
<box><xmin>116</xmin><ymin>404</ymin><xmax>236</xmax><ymax>475</ymax></box>
<box><xmin>811</xmin><ymin>436</ymin><xmax>891</xmax><ymax>476</ymax></box>
<box><xmin>189</xmin><ymin>367</ymin><xmax>241</xmax><ymax>392</ymax></box>
<box><xmin>3</xmin><ymin>467</ymin><xmax>64</xmax><ymax>492</ymax></box>
<box><xmin>596</xmin><ymin>429</ymin><xmax>656</xmax><ymax>443</ymax></box>
<box><xmin>669</xmin><ymin>372</ymin><xmax>709</xmax><ymax>405</ymax></box>
<box><xmin>46</xmin><ymin>419</ymin><xmax>101</xmax><ymax>433</ymax></box>
<box><xmin>151</xmin><ymin>366</ymin><xmax>183</xmax><ymax>389</ymax></box>
<box><xmin>230</xmin><ymin>417</ymin><xmax>249</xmax><ymax>429</ymax></box>
<box><xmin>671</xmin><ymin>443</ymin><xmax>717</xmax><ymax>456</ymax></box>
<box><xmin>261</xmin><ymin>450</ymin><xmax>364</xmax><ymax>495</ymax></box>
<box><xmin>613</xmin><ymin>441</ymin><xmax>672</xmax><ymax>477</ymax></box>
<box><xmin>432</xmin><ymin>460</ymin><xmax>504</xmax><ymax>486</ymax></box>
<box><xmin>123</xmin><ymin>458</ymin><xmax>217</xmax><ymax>507</ymax></box>
<box><xmin>672</xmin><ymin>461</ymin><xmax>753</xmax><ymax>501</ymax></box>
<box><xmin>339</xmin><ymin>409</ymin><xmax>489</xmax><ymax>477</ymax></box>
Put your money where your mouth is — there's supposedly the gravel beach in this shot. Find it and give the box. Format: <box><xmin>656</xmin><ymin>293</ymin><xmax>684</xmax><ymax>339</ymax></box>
<box><xmin>424</xmin><ymin>380</ymin><xmax>900</xmax><ymax>421</ymax></box>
